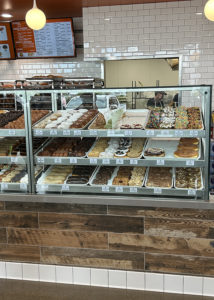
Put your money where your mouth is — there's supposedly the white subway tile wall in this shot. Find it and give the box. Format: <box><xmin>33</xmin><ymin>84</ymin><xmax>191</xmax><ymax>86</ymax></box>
<box><xmin>0</xmin><ymin>261</ymin><xmax>213</xmax><ymax>296</ymax></box>
<box><xmin>83</xmin><ymin>0</ymin><xmax>214</xmax><ymax>104</ymax></box>
<box><xmin>0</xmin><ymin>18</ymin><xmax>102</xmax><ymax>80</ymax></box>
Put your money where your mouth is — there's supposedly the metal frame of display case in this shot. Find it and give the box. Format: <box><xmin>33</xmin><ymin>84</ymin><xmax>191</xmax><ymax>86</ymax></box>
<box><xmin>0</xmin><ymin>89</ymin><xmax>32</xmax><ymax>193</ymax></box>
<box><xmin>23</xmin><ymin>85</ymin><xmax>211</xmax><ymax>201</ymax></box>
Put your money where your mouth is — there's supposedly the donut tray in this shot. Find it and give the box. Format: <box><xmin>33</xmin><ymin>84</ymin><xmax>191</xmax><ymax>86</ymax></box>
<box><xmin>174</xmin><ymin>167</ymin><xmax>204</xmax><ymax>190</ymax></box>
<box><xmin>143</xmin><ymin>138</ymin><xmax>201</xmax><ymax>160</ymax></box>
<box><xmin>144</xmin><ymin>167</ymin><xmax>174</xmax><ymax>189</ymax></box>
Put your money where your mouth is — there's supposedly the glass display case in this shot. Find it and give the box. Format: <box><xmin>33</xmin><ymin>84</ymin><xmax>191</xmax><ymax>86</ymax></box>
<box><xmin>0</xmin><ymin>84</ymin><xmax>211</xmax><ymax>201</ymax></box>
<box><xmin>21</xmin><ymin>85</ymin><xmax>211</xmax><ymax>201</ymax></box>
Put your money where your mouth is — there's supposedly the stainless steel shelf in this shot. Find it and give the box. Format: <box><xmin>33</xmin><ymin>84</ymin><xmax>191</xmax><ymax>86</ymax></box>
<box><xmin>35</xmin><ymin>156</ymin><xmax>205</xmax><ymax>168</ymax></box>
<box><xmin>0</xmin><ymin>129</ymin><xmax>26</xmax><ymax>137</ymax></box>
<box><xmin>1</xmin><ymin>182</ymin><xmax>28</xmax><ymax>192</ymax></box>
<box><xmin>32</xmin><ymin>129</ymin><xmax>206</xmax><ymax>138</ymax></box>
<box><xmin>0</xmin><ymin>156</ymin><xmax>27</xmax><ymax>164</ymax></box>
<box><xmin>36</xmin><ymin>183</ymin><xmax>204</xmax><ymax>198</ymax></box>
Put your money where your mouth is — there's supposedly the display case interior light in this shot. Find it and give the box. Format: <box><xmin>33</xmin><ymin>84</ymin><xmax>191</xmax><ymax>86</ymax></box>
<box><xmin>204</xmin><ymin>0</ymin><xmax>214</xmax><ymax>21</ymax></box>
<box><xmin>25</xmin><ymin>0</ymin><xmax>46</xmax><ymax>30</ymax></box>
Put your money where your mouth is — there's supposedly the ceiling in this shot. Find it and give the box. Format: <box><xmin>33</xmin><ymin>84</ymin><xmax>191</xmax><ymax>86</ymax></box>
<box><xmin>0</xmin><ymin>0</ymin><xmax>184</xmax><ymax>21</ymax></box>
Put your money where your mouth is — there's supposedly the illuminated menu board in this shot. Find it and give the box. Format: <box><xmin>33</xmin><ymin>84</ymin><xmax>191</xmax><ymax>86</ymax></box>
<box><xmin>12</xmin><ymin>18</ymin><xmax>75</xmax><ymax>58</ymax></box>
<box><xmin>0</xmin><ymin>22</ymin><xmax>15</xmax><ymax>60</ymax></box>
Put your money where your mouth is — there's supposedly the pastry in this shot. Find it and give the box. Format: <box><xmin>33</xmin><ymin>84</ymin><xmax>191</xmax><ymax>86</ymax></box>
<box><xmin>144</xmin><ymin>147</ymin><xmax>165</xmax><ymax>157</ymax></box>
<box><xmin>146</xmin><ymin>167</ymin><xmax>172</xmax><ymax>188</ymax></box>
<box><xmin>175</xmin><ymin>167</ymin><xmax>202</xmax><ymax>189</ymax></box>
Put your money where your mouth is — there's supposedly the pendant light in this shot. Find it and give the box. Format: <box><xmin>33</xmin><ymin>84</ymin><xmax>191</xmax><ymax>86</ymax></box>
<box><xmin>204</xmin><ymin>0</ymin><xmax>214</xmax><ymax>21</ymax></box>
<box><xmin>25</xmin><ymin>0</ymin><xmax>46</xmax><ymax>30</ymax></box>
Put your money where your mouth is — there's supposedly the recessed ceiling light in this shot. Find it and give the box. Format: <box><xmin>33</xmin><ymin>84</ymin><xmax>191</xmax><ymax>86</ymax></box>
<box><xmin>1</xmin><ymin>13</ymin><xmax>13</xmax><ymax>18</ymax></box>
<box><xmin>104</xmin><ymin>18</ymin><xmax>110</xmax><ymax>21</ymax></box>
<box><xmin>196</xmin><ymin>12</ymin><xmax>202</xmax><ymax>15</ymax></box>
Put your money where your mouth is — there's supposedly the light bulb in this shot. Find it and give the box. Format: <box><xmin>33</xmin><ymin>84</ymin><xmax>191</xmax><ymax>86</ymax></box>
<box><xmin>204</xmin><ymin>0</ymin><xmax>214</xmax><ymax>21</ymax></box>
<box><xmin>25</xmin><ymin>0</ymin><xmax>46</xmax><ymax>30</ymax></box>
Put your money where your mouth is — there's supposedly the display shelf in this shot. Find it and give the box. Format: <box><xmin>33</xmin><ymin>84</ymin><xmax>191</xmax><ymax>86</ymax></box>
<box><xmin>0</xmin><ymin>129</ymin><xmax>26</xmax><ymax>137</ymax></box>
<box><xmin>35</xmin><ymin>183</ymin><xmax>203</xmax><ymax>198</ymax></box>
<box><xmin>1</xmin><ymin>182</ymin><xmax>29</xmax><ymax>192</ymax></box>
<box><xmin>34</xmin><ymin>156</ymin><xmax>205</xmax><ymax>168</ymax></box>
<box><xmin>32</xmin><ymin>128</ymin><xmax>206</xmax><ymax>138</ymax></box>
<box><xmin>0</xmin><ymin>156</ymin><xmax>27</xmax><ymax>164</ymax></box>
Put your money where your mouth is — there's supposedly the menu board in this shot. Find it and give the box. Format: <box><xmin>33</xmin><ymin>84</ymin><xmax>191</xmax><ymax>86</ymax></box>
<box><xmin>0</xmin><ymin>22</ymin><xmax>15</xmax><ymax>60</ymax></box>
<box><xmin>12</xmin><ymin>18</ymin><xmax>75</xmax><ymax>58</ymax></box>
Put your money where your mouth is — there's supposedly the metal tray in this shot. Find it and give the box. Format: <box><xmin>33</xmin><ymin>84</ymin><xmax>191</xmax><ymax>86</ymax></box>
<box><xmin>145</xmin><ymin>167</ymin><xmax>174</xmax><ymax>189</ymax></box>
<box><xmin>174</xmin><ymin>167</ymin><xmax>204</xmax><ymax>190</ymax></box>
<box><xmin>108</xmin><ymin>166</ymin><xmax>147</xmax><ymax>187</ymax></box>
<box><xmin>89</xmin><ymin>166</ymin><xmax>116</xmax><ymax>186</ymax></box>
<box><xmin>143</xmin><ymin>138</ymin><xmax>201</xmax><ymax>160</ymax></box>
<box><xmin>87</xmin><ymin>137</ymin><xmax>145</xmax><ymax>159</ymax></box>
<box><xmin>117</xmin><ymin>109</ymin><xmax>150</xmax><ymax>130</ymax></box>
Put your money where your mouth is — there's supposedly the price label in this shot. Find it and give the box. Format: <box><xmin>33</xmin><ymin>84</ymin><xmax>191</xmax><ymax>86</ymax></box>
<box><xmin>62</xmin><ymin>184</ymin><xmax>70</xmax><ymax>191</ymax></box>
<box><xmin>107</xmin><ymin>130</ymin><xmax>115</xmax><ymax>136</ymax></box>
<box><xmin>154</xmin><ymin>187</ymin><xmax>162</xmax><ymax>194</ymax></box>
<box><xmin>11</xmin><ymin>157</ymin><xmax>18</xmax><ymax>163</ymax></box>
<box><xmin>175</xmin><ymin>130</ymin><xmax>184</xmax><ymax>137</ymax></box>
<box><xmin>35</xmin><ymin>130</ymin><xmax>43</xmax><ymax>136</ymax></box>
<box><xmin>70</xmin><ymin>158</ymin><xmax>77</xmax><ymax>164</ymax></box>
<box><xmin>130</xmin><ymin>187</ymin><xmax>138</xmax><ymax>193</ymax></box>
<box><xmin>8</xmin><ymin>130</ymin><xmax>16</xmax><ymax>136</ymax></box>
<box><xmin>124</xmin><ymin>130</ymin><xmax>133</xmax><ymax>136</ymax></box>
<box><xmin>188</xmin><ymin>189</ymin><xmax>196</xmax><ymax>196</ymax></box>
<box><xmin>90</xmin><ymin>158</ymin><xmax>97</xmax><ymax>164</ymax></box>
<box><xmin>116</xmin><ymin>159</ymin><xmax>124</xmax><ymax>165</ymax></box>
<box><xmin>20</xmin><ymin>183</ymin><xmax>27</xmax><ymax>191</ymax></box>
<box><xmin>102</xmin><ymin>158</ymin><xmax>110</xmax><ymax>164</ymax></box>
<box><xmin>63</xmin><ymin>130</ymin><xmax>70</xmax><ymax>136</ymax></box>
<box><xmin>157</xmin><ymin>159</ymin><xmax>165</xmax><ymax>166</ymax></box>
<box><xmin>146</xmin><ymin>130</ymin><xmax>155</xmax><ymax>136</ymax></box>
<box><xmin>102</xmin><ymin>186</ymin><xmax>109</xmax><ymax>192</ymax></box>
<box><xmin>74</xmin><ymin>130</ymin><xmax>81</xmax><ymax>136</ymax></box>
<box><xmin>37</xmin><ymin>157</ymin><xmax>45</xmax><ymax>164</ymax></box>
<box><xmin>130</xmin><ymin>159</ymin><xmax>138</xmax><ymax>165</ymax></box>
<box><xmin>161</xmin><ymin>130</ymin><xmax>170</xmax><ymax>136</ymax></box>
<box><xmin>1</xmin><ymin>183</ymin><xmax>8</xmax><ymax>190</ymax></box>
<box><xmin>190</xmin><ymin>130</ymin><xmax>198</xmax><ymax>137</ymax></box>
<box><xmin>54</xmin><ymin>157</ymin><xmax>62</xmax><ymax>164</ymax></box>
<box><xmin>186</xmin><ymin>160</ymin><xmax>194</xmax><ymax>166</ymax></box>
<box><xmin>90</xmin><ymin>130</ymin><xmax>97</xmax><ymax>136</ymax></box>
<box><xmin>50</xmin><ymin>129</ymin><xmax>58</xmax><ymax>136</ymax></box>
<box><xmin>116</xmin><ymin>186</ymin><xmax>123</xmax><ymax>193</ymax></box>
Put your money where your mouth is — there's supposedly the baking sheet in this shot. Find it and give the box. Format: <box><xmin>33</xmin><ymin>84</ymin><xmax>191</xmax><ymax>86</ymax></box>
<box><xmin>34</xmin><ymin>110</ymin><xmax>98</xmax><ymax>130</ymax></box>
<box><xmin>143</xmin><ymin>138</ymin><xmax>201</xmax><ymax>160</ymax></box>
<box><xmin>145</xmin><ymin>167</ymin><xmax>174</xmax><ymax>189</ymax></box>
<box><xmin>108</xmin><ymin>166</ymin><xmax>147</xmax><ymax>187</ymax></box>
<box><xmin>117</xmin><ymin>109</ymin><xmax>150</xmax><ymax>130</ymax></box>
<box><xmin>37</xmin><ymin>165</ymin><xmax>73</xmax><ymax>185</ymax></box>
<box><xmin>87</xmin><ymin>137</ymin><xmax>145</xmax><ymax>159</ymax></box>
<box><xmin>174</xmin><ymin>167</ymin><xmax>204</xmax><ymax>190</ymax></box>
<box><xmin>89</xmin><ymin>166</ymin><xmax>116</xmax><ymax>186</ymax></box>
<box><xmin>65</xmin><ymin>166</ymin><xmax>96</xmax><ymax>186</ymax></box>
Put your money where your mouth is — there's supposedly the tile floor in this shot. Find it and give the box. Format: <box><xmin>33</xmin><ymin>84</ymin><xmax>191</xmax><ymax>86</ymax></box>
<box><xmin>0</xmin><ymin>279</ymin><xmax>212</xmax><ymax>300</ymax></box>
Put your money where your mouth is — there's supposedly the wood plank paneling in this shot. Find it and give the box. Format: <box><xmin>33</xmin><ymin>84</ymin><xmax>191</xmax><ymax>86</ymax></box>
<box><xmin>8</xmin><ymin>228</ymin><xmax>108</xmax><ymax>249</ymax></box>
<box><xmin>0</xmin><ymin>244</ymin><xmax>40</xmax><ymax>262</ymax></box>
<box><xmin>145</xmin><ymin>253</ymin><xmax>214</xmax><ymax>276</ymax></box>
<box><xmin>0</xmin><ymin>228</ymin><xmax>6</xmax><ymax>243</ymax></box>
<box><xmin>145</xmin><ymin>218</ymin><xmax>214</xmax><ymax>239</ymax></box>
<box><xmin>5</xmin><ymin>202</ymin><xmax>107</xmax><ymax>215</ymax></box>
<box><xmin>41</xmin><ymin>247</ymin><xmax>145</xmax><ymax>270</ymax></box>
<box><xmin>0</xmin><ymin>202</ymin><xmax>4</xmax><ymax>210</ymax></box>
<box><xmin>109</xmin><ymin>233</ymin><xmax>214</xmax><ymax>257</ymax></box>
<box><xmin>39</xmin><ymin>213</ymin><xmax>144</xmax><ymax>234</ymax></box>
<box><xmin>0</xmin><ymin>212</ymin><xmax>38</xmax><ymax>228</ymax></box>
<box><xmin>108</xmin><ymin>206</ymin><xmax>214</xmax><ymax>220</ymax></box>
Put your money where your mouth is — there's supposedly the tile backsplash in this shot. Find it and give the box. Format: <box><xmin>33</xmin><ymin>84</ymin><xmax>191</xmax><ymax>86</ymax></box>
<box><xmin>83</xmin><ymin>0</ymin><xmax>214</xmax><ymax>104</ymax></box>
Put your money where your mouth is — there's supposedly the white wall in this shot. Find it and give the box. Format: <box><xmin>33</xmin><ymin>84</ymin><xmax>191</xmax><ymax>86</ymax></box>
<box><xmin>0</xmin><ymin>18</ymin><xmax>102</xmax><ymax>80</ymax></box>
<box><xmin>83</xmin><ymin>0</ymin><xmax>214</xmax><ymax>105</ymax></box>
